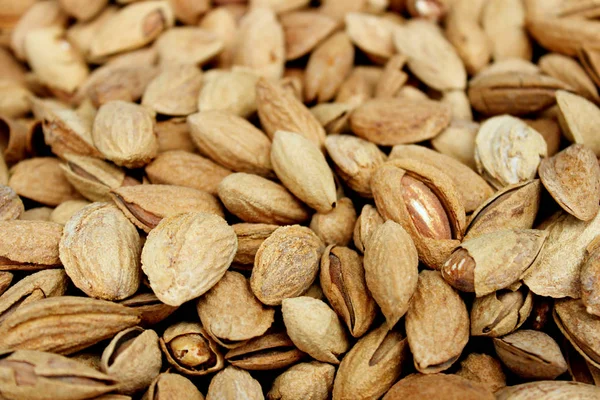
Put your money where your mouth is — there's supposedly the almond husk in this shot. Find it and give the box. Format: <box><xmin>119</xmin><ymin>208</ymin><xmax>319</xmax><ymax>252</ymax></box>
<box><xmin>281</xmin><ymin>11</ymin><xmax>337</xmax><ymax>61</ymax></box>
<box><xmin>256</xmin><ymin>78</ymin><xmax>327</xmax><ymax>148</ymax></box>
<box><xmin>111</xmin><ymin>184</ymin><xmax>224</xmax><ymax>233</ymax></box>
<box><xmin>393</xmin><ymin>19</ymin><xmax>467</xmax><ymax>90</ymax></box>
<box><xmin>155</xmin><ymin>27</ymin><xmax>224</xmax><ymax>67</ymax></box>
<box><xmin>271</xmin><ymin>130</ymin><xmax>337</xmax><ymax>213</ymax></box>
<box><xmin>233</xmin><ymin>7</ymin><xmax>284</xmax><ymax>80</ymax></box>
<box><xmin>282</xmin><ymin>296</ymin><xmax>349</xmax><ymax>364</ymax></box>
<box><xmin>349</xmin><ymin>98</ymin><xmax>451</xmax><ymax>146</ymax></box>
<box><xmin>218</xmin><ymin>172</ymin><xmax>309</xmax><ymax>225</ymax></box>
<box><xmin>197</xmin><ymin>271</ymin><xmax>274</xmax><ymax>346</ymax></box>
<box><xmin>556</xmin><ymin>90</ymin><xmax>600</xmax><ymax>155</ymax></box>
<box><xmin>9</xmin><ymin>157</ymin><xmax>82</xmax><ymax>206</ymax></box>
<box><xmin>345</xmin><ymin>12</ymin><xmax>398</xmax><ymax>63</ymax></box>
<box><xmin>304</xmin><ymin>32</ymin><xmax>354</xmax><ymax>103</ymax></box>
<box><xmin>364</xmin><ymin>221</ymin><xmax>418</xmax><ymax>328</ymax></box>
<box><xmin>539</xmin><ymin>53</ymin><xmax>599</xmax><ymax>102</ymax></box>
<box><xmin>332</xmin><ymin>324</ymin><xmax>408</xmax><ymax>400</ymax></box>
<box><xmin>251</xmin><ymin>225</ymin><xmax>324</xmax><ymax>305</ymax></box>
<box><xmin>146</xmin><ymin>150</ymin><xmax>232</xmax><ymax>195</ymax></box>
<box><xmin>539</xmin><ymin>144</ymin><xmax>600</xmax><ymax>221</ymax></box>
<box><xmin>0</xmin><ymin>296</ymin><xmax>141</xmax><ymax>354</ymax></box>
<box><xmin>482</xmin><ymin>0</ymin><xmax>531</xmax><ymax>61</ymax></box>
<box><xmin>188</xmin><ymin>110</ymin><xmax>272</xmax><ymax>177</ymax></box>
<box><xmin>198</xmin><ymin>69</ymin><xmax>258</xmax><ymax>118</ymax></box>
<box><xmin>89</xmin><ymin>1</ymin><xmax>174</xmax><ymax>59</ymax></box>
<box><xmin>142</xmin><ymin>64</ymin><xmax>203</xmax><ymax>116</ymax></box>
<box><xmin>524</xmin><ymin>210</ymin><xmax>600</xmax><ymax>298</ymax></box>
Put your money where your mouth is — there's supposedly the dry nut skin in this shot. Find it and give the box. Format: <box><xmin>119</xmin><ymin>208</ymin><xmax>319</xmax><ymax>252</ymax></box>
<box><xmin>0</xmin><ymin>185</ymin><xmax>23</xmax><ymax>221</ymax></box>
<box><xmin>0</xmin><ymin>220</ymin><xmax>62</xmax><ymax>270</ymax></box>
<box><xmin>471</xmin><ymin>288</ymin><xmax>533</xmax><ymax>337</ymax></box>
<box><xmin>310</xmin><ymin>197</ymin><xmax>357</xmax><ymax>247</ymax></box>
<box><xmin>456</xmin><ymin>353</ymin><xmax>507</xmax><ymax>393</ymax></box>
<box><xmin>41</xmin><ymin>107</ymin><xmax>101</xmax><ymax>160</ymax></box>
<box><xmin>198</xmin><ymin>67</ymin><xmax>257</xmax><ymax>115</ymax></box>
<box><xmin>155</xmin><ymin>27</ymin><xmax>223</xmax><ymax>67</ymax></box>
<box><xmin>475</xmin><ymin>116</ymin><xmax>548</xmax><ymax>189</ymax></box>
<box><xmin>60</xmin><ymin>153</ymin><xmax>129</xmax><ymax>203</ymax></box>
<box><xmin>0</xmin><ymin>350</ymin><xmax>117</xmax><ymax>400</ymax></box>
<box><xmin>493</xmin><ymin>329</ymin><xmax>568</xmax><ymax>380</ymax></box>
<box><xmin>111</xmin><ymin>184</ymin><xmax>224</xmax><ymax>233</ymax></box>
<box><xmin>256</xmin><ymin>77</ymin><xmax>326</xmax><ymax>148</ymax></box>
<box><xmin>496</xmin><ymin>381</ymin><xmax>600</xmax><ymax>400</ymax></box>
<box><xmin>393</xmin><ymin>19</ymin><xmax>466</xmax><ymax>90</ymax></box>
<box><xmin>142</xmin><ymin>64</ymin><xmax>203</xmax><ymax>116</ymax></box>
<box><xmin>146</xmin><ymin>150</ymin><xmax>231</xmax><ymax>195</ymax></box>
<box><xmin>143</xmin><ymin>372</ymin><xmax>204</xmax><ymax>400</ymax></box>
<box><xmin>442</xmin><ymin>229</ymin><xmax>547</xmax><ymax>296</ymax></box>
<box><xmin>554</xmin><ymin>299</ymin><xmax>600</xmax><ymax>370</ymax></box>
<box><xmin>353</xmin><ymin>204</ymin><xmax>384</xmax><ymax>254</ymax></box>
<box><xmin>218</xmin><ymin>173</ymin><xmax>310</xmax><ymax>225</ymax></box>
<box><xmin>160</xmin><ymin>321</ymin><xmax>224</xmax><ymax>376</ymax></box>
<box><xmin>282</xmin><ymin>11</ymin><xmax>337</xmax><ymax>61</ymax></box>
<box><xmin>383</xmin><ymin>373</ymin><xmax>495</xmax><ymax>400</ymax></box>
<box><xmin>0</xmin><ymin>296</ymin><xmax>140</xmax><ymax>355</ymax></box>
<box><xmin>93</xmin><ymin>101</ymin><xmax>158</xmax><ymax>168</ymax></box>
<box><xmin>282</xmin><ymin>296</ymin><xmax>349</xmax><ymax>364</ymax></box>
<box><xmin>539</xmin><ymin>144</ymin><xmax>600</xmax><ymax>221</ymax></box>
<box><xmin>349</xmin><ymin>98</ymin><xmax>451</xmax><ymax>146</ymax></box>
<box><xmin>197</xmin><ymin>271</ymin><xmax>275</xmax><ymax>345</ymax></box>
<box><xmin>120</xmin><ymin>293</ymin><xmax>178</xmax><ymax>328</ymax></box>
<box><xmin>325</xmin><ymin>134</ymin><xmax>386</xmax><ymax>198</ymax></box>
<box><xmin>320</xmin><ymin>245</ymin><xmax>376</xmax><ymax>338</ymax></box>
<box><xmin>89</xmin><ymin>1</ymin><xmax>174</xmax><ymax>59</ymax></box>
<box><xmin>465</xmin><ymin>180</ymin><xmax>541</xmax><ymax>240</ymax></box>
<box><xmin>206</xmin><ymin>366</ymin><xmax>264</xmax><ymax>400</ymax></box>
<box><xmin>271</xmin><ymin>130</ymin><xmax>337</xmax><ymax>213</ymax></box>
<box><xmin>556</xmin><ymin>90</ymin><xmax>600</xmax><ymax>156</ymax></box>
<box><xmin>141</xmin><ymin>212</ymin><xmax>237</xmax><ymax>307</ymax></box>
<box><xmin>364</xmin><ymin>220</ymin><xmax>418</xmax><ymax>328</ymax></box>
<box><xmin>225</xmin><ymin>331</ymin><xmax>306</xmax><ymax>371</ymax></box>
<box><xmin>304</xmin><ymin>31</ymin><xmax>354</xmax><ymax>103</ymax></box>
<box><xmin>234</xmin><ymin>7</ymin><xmax>284</xmax><ymax>81</ymax></box>
<box><xmin>60</xmin><ymin>202</ymin><xmax>141</xmax><ymax>300</ymax></box>
<box><xmin>524</xmin><ymin>211</ymin><xmax>600</xmax><ymax>298</ymax></box>
<box><xmin>582</xmin><ymin>241</ymin><xmax>600</xmax><ymax>316</ymax></box>
<box><xmin>251</xmin><ymin>225</ymin><xmax>324</xmax><ymax>306</ymax></box>
<box><xmin>0</xmin><ymin>272</ymin><xmax>12</xmax><ymax>296</ymax></box>
<box><xmin>232</xmin><ymin>223</ymin><xmax>279</xmax><ymax>266</ymax></box>
<box><xmin>268</xmin><ymin>361</ymin><xmax>335</xmax><ymax>400</ymax></box>
<box><xmin>188</xmin><ymin>110</ymin><xmax>273</xmax><ymax>177</ymax></box>
<box><xmin>0</xmin><ymin>269</ymin><xmax>68</xmax><ymax>323</ymax></box>
<box><xmin>332</xmin><ymin>323</ymin><xmax>407</xmax><ymax>400</ymax></box>
<box><xmin>468</xmin><ymin>72</ymin><xmax>570</xmax><ymax>116</ymax></box>
<box><xmin>101</xmin><ymin>327</ymin><xmax>162</xmax><ymax>395</ymax></box>
<box><xmin>406</xmin><ymin>270</ymin><xmax>469</xmax><ymax>374</ymax></box>
<box><xmin>9</xmin><ymin>157</ymin><xmax>82</xmax><ymax>207</ymax></box>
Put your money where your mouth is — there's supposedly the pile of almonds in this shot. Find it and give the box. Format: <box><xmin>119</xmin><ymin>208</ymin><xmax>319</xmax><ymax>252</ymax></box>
<box><xmin>2</xmin><ymin>0</ymin><xmax>600</xmax><ymax>399</ymax></box>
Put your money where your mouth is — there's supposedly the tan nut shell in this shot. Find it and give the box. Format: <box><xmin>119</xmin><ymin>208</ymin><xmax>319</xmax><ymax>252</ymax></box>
<box><xmin>251</xmin><ymin>225</ymin><xmax>324</xmax><ymax>305</ymax></box>
<box><xmin>282</xmin><ymin>296</ymin><xmax>349</xmax><ymax>364</ymax></box>
<box><xmin>141</xmin><ymin>212</ymin><xmax>237</xmax><ymax>306</ymax></box>
<box><xmin>59</xmin><ymin>202</ymin><xmax>141</xmax><ymax>300</ymax></box>
<box><xmin>197</xmin><ymin>271</ymin><xmax>275</xmax><ymax>344</ymax></box>
<box><xmin>405</xmin><ymin>271</ymin><xmax>469</xmax><ymax>374</ymax></box>
<box><xmin>93</xmin><ymin>101</ymin><xmax>158</xmax><ymax>168</ymax></box>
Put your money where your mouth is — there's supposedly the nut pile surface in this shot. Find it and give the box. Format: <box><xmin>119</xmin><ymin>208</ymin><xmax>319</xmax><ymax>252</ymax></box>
<box><xmin>2</xmin><ymin>0</ymin><xmax>600</xmax><ymax>399</ymax></box>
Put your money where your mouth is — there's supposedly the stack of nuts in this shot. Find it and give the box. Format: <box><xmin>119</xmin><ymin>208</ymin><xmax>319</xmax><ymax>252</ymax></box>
<box><xmin>2</xmin><ymin>0</ymin><xmax>600</xmax><ymax>399</ymax></box>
